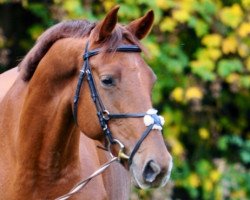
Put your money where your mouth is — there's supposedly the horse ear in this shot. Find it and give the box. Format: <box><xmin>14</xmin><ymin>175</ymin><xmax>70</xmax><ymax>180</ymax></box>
<box><xmin>95</xmin><ymin>6</ymin><xmax>120</xmax><ymax>42</ymax></box>
<box><xmin>126</xmin><ymin>10</ymin><xmax>154</xmax><ymax>40</ymax></box>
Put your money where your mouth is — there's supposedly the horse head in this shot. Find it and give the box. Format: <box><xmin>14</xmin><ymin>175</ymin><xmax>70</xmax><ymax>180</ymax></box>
<box><xmin>74</xmin><ymin>6</ymin><xmax>173</xmax><ymax>189</ymax></box>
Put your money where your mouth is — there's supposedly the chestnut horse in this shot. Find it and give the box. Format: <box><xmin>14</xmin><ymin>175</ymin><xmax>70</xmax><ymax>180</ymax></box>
<box><xmin>0</xmin><ymin>6</ymin><xmax>172</xmax><ymax>200</ymax></box>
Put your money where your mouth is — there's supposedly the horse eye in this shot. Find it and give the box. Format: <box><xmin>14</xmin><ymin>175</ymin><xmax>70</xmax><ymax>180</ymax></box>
<box><xmin>101</xmin><ymin>76</ymin><xmax>115</xmax><ymax>87</ymax></box>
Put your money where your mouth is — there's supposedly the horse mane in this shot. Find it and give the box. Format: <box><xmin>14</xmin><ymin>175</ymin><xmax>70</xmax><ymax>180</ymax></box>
<box><xmin>19</xmin><ymin>19</ymin><xmax>144</xmax><ymax>81</ymax></box>
<box><xmin>19</xmin><ymin>20</ymin><xmax>95</xmax><ymax>81</ymax></box>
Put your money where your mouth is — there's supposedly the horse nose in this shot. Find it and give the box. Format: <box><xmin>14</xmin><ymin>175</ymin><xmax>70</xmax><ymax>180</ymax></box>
<box><xmin>143</xmin><ymin>160</ymin><xmax>161</xmax><ymax>183</ymax></box>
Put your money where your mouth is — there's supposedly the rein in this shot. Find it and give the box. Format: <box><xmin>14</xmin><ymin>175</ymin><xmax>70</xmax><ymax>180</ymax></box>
<box><xmin>55</xmin><ymin>157</ymin><xmax>118</xmax><ymax>200</ymax></box>
<box><xmin>56</xmin><ymin>41</ymin><xmax>165</xmax><ymax>199</ymax></box>
<box><xmin>56</xmin><ymin>138</ymin><xmax>127</xmax><ymax>200</ymax></box>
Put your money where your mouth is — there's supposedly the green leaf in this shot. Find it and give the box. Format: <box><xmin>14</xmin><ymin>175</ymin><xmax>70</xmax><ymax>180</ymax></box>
<box><xmin>192</xmin><ymin>68</ymin><xmax>216</xmax><ymax>81</ymax></box>
<box><xmin>217</xmin><ymin>59</ymin><xmax>243</xmax><ymax>77</ymax></box>
<box><xmin>240</xmin><ymin>150</ymin><xmax>250</xmax><ymax>164</ymax></box>
<box><xmin>28</xmin><ymin>25</ymin><xmax>44</xmax><ymax>40</ymax></box>
<box><xmin>194</xmin><ymin>19</ymin><xmax>209</xmax><ymax>37</ymax></box>
<box><xmin>217</xmin><ymin>136</ymin><xmax>229</xmax><ymax>151</ymax></box>
<box><xmin>229</xmin><ymin>135</ymin><xmax>243</xmax><ymax>146</ymax></box>
<box><xmin>195</xmin><ymin>160</ymin><xmax>213</xmax><ymax>183</ymax></box>
<box><xmin>240</xmin><ymin>76</ymin><xmax>250</xmax><ymax>88</ymax></box>
<box><xmin>188</xmin><ymin>17</ymin><xmax>209</xmax><ymax>37</ymax></box>
<box><xmin>194</xmin><ymin>0</ymin><xmax>217</xmax><ymax>23</ymax></box>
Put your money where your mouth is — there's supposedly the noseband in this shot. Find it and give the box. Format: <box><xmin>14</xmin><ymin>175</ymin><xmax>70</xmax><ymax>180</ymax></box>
<box><xmin>73</xmin><ymin>41</ymin><xmax>164</xmax><ymax>166</ymax></box>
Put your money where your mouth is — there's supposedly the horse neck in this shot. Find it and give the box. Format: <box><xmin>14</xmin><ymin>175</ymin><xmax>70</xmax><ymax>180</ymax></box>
<box><xmin>17</xmin><ymin>85</ymin><xmax>80</xmax><ymax>176</ymax></box>
<box><xmin>17</xmin><ymin>39</ymin><xmax>83</xmax><ymax>179</ymax></box>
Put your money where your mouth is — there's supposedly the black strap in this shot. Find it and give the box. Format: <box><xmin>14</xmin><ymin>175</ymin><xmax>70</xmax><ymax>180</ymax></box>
<box><xmin>73</xmin><ymin>41</ymin><xmax>142</xmax><ymax>144</ymax></box>
<box><xmin>73</xmin><ymin>65</ymin><xmax>87</xmax><ymax>124</ymax></box>
<box><xmin>73</xmin><ymin>41</ymin><xmax>163</xmax><ymax>165</ymax></box>
<box><xmin>83</xmin><ymin>45</ymin><xmax>141</xmax><ymax>60</ymax></box>
<box><xmin>108</xmin><ymin>113</ymin><xmax>146</xmax><ymax>119</ymax></box>
<box><xmin>128</xmin><ymin>124</ymin><xmax>154</xmax><ymax>166</ymax></box>
<box><xmin>114</xmin><ymin>45</ymin><xmax>142</xmax><ymax>53</ymax></box>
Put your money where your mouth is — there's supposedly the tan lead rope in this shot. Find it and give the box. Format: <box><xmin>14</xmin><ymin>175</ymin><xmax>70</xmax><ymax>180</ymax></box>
<box><xmin>55</xmin><ymin>157</ymin><xmax>118</xmax><ymax>200</ymax></box>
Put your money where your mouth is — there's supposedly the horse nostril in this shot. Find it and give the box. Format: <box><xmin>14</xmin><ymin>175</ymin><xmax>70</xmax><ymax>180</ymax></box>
<box><xmin>143</xmin><ymin>160</ymin><xmax>161</xmax><ymax>183</ymax></box>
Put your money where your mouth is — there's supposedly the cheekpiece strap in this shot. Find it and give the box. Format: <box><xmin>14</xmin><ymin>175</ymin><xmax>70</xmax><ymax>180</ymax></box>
<box><xmin>73</xmin><ymin>41</ymin><xmax>142</xmax><ymax>145</ymax></box>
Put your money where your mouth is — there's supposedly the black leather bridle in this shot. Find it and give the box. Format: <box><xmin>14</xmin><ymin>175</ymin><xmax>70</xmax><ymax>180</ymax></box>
<box><xmin>73</xmin><ymin>41</ymin><xmax>164</xmax><ymax>166</ymax></box>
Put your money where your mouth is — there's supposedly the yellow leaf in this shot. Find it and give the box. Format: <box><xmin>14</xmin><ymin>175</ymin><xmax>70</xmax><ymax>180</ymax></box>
<box><xmin>195</xmin><ymin>48</ymin><xmax>221</xmax><ymax>61</ymax></box>
<box><xmin>144</xmin><ymin>41</ymin><xmax>160</xmax><ymax>59</ymax></box>
<box><xmin>226</xmin><ymin>73</ymin><xmax>240</xmax><ymax>84</ymax></box>
<box><xmin>220</xmin><ymin>4</ymin><xmax>243</xmax><ymax>28</ymax></box>
<box><xmin>180</xmin><ymin>0</ymin><xmax>195</xmax><ymax>12</ymax></box>
<box><xmin>238</xmin><ymin>43</ymin><xmax>249</xmax><ymax>57</ymax></box>
<box><xmin>103</xmin><ymin>0</ymin><xmax>115</xmax><ymax>11</ymax></box>
<box><xmin>29</xmin><ymin>26</ymin><xmax>44</xmax><ymax>40</ymax></box>
<box><xmin>199</xmin><ymin>128</ymin><xmax>210</xmax><ymax>139</ymax></box>
<box><xmin>210</xmin><ymin>170</ymin><xmax>221</xmax><ymax>183</ymax></box>
<box><xmin>246</xmin><ymin>57</ymin><xmax>250</xmax><ymax>71</ymax></box>
<box><xmin>162</xmin><ymin>112</ymin><xmax>172</xmax><ymax>126</ymax></box>
<box><xmin>172</xmin><ymin>9</ymin><xmax>190</xmax><ymax>23</ymax></box>
<box><xmin>215</xmin><ymin>187</ymin><xmax>223</xmax><ymax>200</ymax></box>
<box><xmin>172</xmin><ymin>142</ymin><xmax>184</xmax><ymax>156</ymax></box>
<box><xmin>54</xmin><ymin>0</ymin><xmax>62</xmax><ymax>3</ymax></box>
<box><xmin>156</xmin><ymin>0</ymin><xmax>171</xmax><ymax>10</ymax></box>
<box><xmin>21</xmin><ymin>0</ymin><xmax>28</xmax><ymax>7</ymax></box>
<box><xmin>171</xmin><ymin>87</ymin><xmax>184</xmax><ymax>103</ymax></box>
<box><xmin>204</xmin><ymin>180</ymin><xmax>213</xmax><ymax>192</ymax></box>
<box><xmin>238</xmin><ymin>22</ymin><xmax>250</xmax><ymax>38</ymax></box>
<box><xmin>242</xmin><ymin>0</ymin><xmax>250</xmax><ymax>9</ymax></box>
<box><xmin>63</xmin><ymin>0</ymin><xmax>82</xmax><ymax>13</ymax></box>
<box><xmin>196</xmin><ymin>49</ymin><xmax>210</xmax><ymax>60</ymax></box>
<box><xmin>185</xmin><ymin>87</ymin><xmax>203</xmax><ymax>101</ymax></box>
<box><xmin>168</xmin><ymin>138</ymin><xmax>184</xmax><ymax>156</ymax></box>
<box><xmin>191</xmin><ymin>58</ymin><xmax>215</xmax><ymax>71</ymax></box>
<box><xmin>231</xmin><ymin>190</ymin><xmax>247</xmax><ymax>199</ymax></box>
<box><xmin>208</xmin><ymin>48</ymin><xmax>222</xmax><ymax>61</ymax></box>
<box><xmin>222</xmin><ymin>36</ymin><xmax>238</xmax><ymax>54</ymax></box>
<box><xmin>188</xmin><ymin>173</ymin><xmax>200</xmax><ymax>188</ymax></box>
<box><xmin>202</xmin><ymin>34</ymin><xmax>222</xmax><ymax>48</ymax></box>
<box><xmin>167</xmin><ymin>125</ymin><xmax>181</xmax><ymax>137</ymax></box>
<box><xmin>160</xmin><ymin>17</ymin><xmax>177</xmax><ymax>32</ymax></box>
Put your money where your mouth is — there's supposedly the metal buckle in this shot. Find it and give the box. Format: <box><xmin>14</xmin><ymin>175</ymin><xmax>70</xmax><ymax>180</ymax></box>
<box><xmin>102</xmin><ymin>110</ymin><xmax>110</xmax><ymax>120</ymax></box>
<box><xmin>107</xmin><ymin>139</ymin><xmax>129</xmax><ymax>161</ymax></box>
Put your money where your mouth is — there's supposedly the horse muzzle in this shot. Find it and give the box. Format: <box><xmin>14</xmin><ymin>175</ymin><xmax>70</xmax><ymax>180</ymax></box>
<box><xmin>130</xmin><ymin>151</ymin><xmax>173</xmax><ymax>189</ymax></box>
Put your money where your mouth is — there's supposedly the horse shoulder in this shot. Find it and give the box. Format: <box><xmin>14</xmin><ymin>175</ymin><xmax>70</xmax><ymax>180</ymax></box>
<box><xmin>0</xmin><ymin>67</ymin><xmax>19</xmax><ymax>102</ymax></box>
<box><xmin>0</xmin><ymin>71</ymin><xmax>28</xmax><ymax>199</ymax></box>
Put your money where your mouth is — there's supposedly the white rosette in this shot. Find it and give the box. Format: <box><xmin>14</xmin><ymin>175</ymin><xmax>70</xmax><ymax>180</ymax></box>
<box><xmin>143</xmin><ymin>109</ymin><xmax>165</xmax><ymax>131</ymax></box>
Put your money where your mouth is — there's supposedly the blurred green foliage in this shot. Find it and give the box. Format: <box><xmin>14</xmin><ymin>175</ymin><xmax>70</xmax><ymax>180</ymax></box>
<box><xmin>0</xmin><ymin>0</ymin><xmax>250</xmax><ymax>199</ymax></box>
